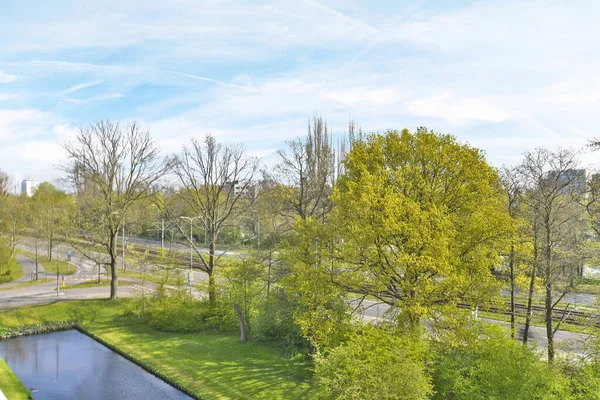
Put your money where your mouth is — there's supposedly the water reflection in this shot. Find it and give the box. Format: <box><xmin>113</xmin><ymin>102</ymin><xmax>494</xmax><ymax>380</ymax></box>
<box><xmin>0</xmin><ymin>330</ymin><xmax>191</xmax><ymax>400</ymax></box>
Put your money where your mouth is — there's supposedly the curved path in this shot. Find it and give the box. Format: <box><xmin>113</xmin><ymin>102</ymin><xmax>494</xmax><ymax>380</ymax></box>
<box><xmin>0</xmin><ymin>255</ymin><xmax>49</xmax><ymax>288</ymax></box>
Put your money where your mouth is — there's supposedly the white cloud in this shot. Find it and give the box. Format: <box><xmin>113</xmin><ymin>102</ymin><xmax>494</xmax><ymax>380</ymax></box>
<box><xmin>17</xmin><ymin>140</ymin><xmax>66</xmax><ymax>163</ymax></box>
<box><xmin>1</xmin><ymin>0</ymin><xmax>600</xmax><ymax>181</ymax></box>
<box><xmin>61</xmin><ymin>80</ymin><xmax>101</xmax><ymax>94</ymax></box>
<box><xmin>406</xmin><ymin>93</ymin><xmax>510</xmax><ymax>126</ymax></box>
<box><xmin>0</xmin><ymin>93</ymin><xmax>16</xmax><ymax>102</ymax></box>
<box><xmin>0</xmin><ymin>70</ymin><xmax>17</xmax><ymax>83</ymax></box>
<box><xmin>0</xmin><ymin>109</ymin><xmax>55</xmax><ymax>142</ymax></box>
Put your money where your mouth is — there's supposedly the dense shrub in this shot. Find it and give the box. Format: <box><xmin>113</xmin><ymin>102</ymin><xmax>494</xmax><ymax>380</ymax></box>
<box><xmin>251</xmin><ymin>288</ymin><xmax>307</xmax><ymax>354</ymax></box>
<box><xmin>559</xmin><ymin>361</ymin><xmax>600</xmax><ymax>400</ymax></box>
<box><xmin>124</xmin><ymin>283</ymin><xmax>238</xmax><ymax>333</ymax></box>
<box><xmin>314</xmin><ymin>324</ymin><xmax>432</xmax><ymax>400</ymax></box>
<box><xmin>430</xmin><ymin>324</ymin><xmax>569</xmax><ymax>400</ymax></box>
<box><xmin>0</xmin><ymin>321</ymin><xmax>78</xmax><ymax>339</ymax></box>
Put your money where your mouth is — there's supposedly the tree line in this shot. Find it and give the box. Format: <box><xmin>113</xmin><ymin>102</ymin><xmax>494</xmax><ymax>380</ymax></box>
<box><xmin>2</xmin><ymin>117</ymin><xmax>600</xmax><ymax>398</ymax></box>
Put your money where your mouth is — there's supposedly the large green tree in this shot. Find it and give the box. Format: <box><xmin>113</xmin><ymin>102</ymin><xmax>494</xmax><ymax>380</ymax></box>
<box><xmin>331</xmin><ymin>128</ymin><xmax>513</xmax><ymax>326</ymax></box>
<box><xmin>31</xmin><ymin>182</ymin><xmax>74</xmax><ymax>262</ymax></box>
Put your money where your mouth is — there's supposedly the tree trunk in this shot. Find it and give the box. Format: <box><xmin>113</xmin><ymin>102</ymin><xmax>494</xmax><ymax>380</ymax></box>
<box><xmin>208</xmin><ymin>273</ymin><xmax>215</xmax><ymax>304</ymax></box>
<box><xmin>545</xmin><ymin>282</ymin><xmax>554</xmax><ymax>361</ymax></box>
<box><xmin>267</xmin><ymin>255</ymin><xmax>272</xmax><ymax>297</ymax></box>
<box><xmin>234</xmin><ymin>303</ymin><xmax>247</xmax><ymax>343</ymax></box>
<box><xmin>509</xmin><ymin>244</ymin><xmax>516</xmax><ymax>339</ymax></box>
<box><xmin>208</xmin><ymin>239</ymin><xmax>216</xmax><ymax>303</ymax></box>
<box><xmin>523</xmin><ymin>267</ymin><xmax>536</xmax><ymax>344</ymax></box>
<box><xmin>109</xmin><ymin>231</ymin><xmax>118</xmax><ymax>300</ymax></box>
<box><xmin>35</xmin><ymin>235</ymin><xmax>39</xmax><ymax>281</ymax></box>
<box><xmin>523</xmin><ymin>222</ymin><xmax>538</xmax><ymax>345</ymax></box>
<box><xmin>545</xmin><ymin>223</ymin><xmax>554</xmax><ymax>362</ymax></box>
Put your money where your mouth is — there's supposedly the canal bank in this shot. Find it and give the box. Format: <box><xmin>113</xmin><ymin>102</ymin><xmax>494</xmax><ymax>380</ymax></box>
<box><xmin>0</xmin><ymin>330</ymin><xmax>191</xmax><ymax>400</ymax></box>
<box><xmin>0</xmin><ymin>299</ymin><xmax>312</xmax><ymax>399</ymax></box>
<box><xmin>0</xmin><ymin>357</ymin><xmax>31</xmax><ymax>400</ymax></box>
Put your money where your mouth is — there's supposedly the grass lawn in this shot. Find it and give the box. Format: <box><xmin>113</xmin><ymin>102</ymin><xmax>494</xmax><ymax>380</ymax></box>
<box><xmin>36</xmin><ymin>256</ymin><xmax>76</xmax><ymax>275</ymax></box>
<box><xmin>0</xmin><ymin>277</ymin><xmax>51</xmax><ymax>291</ymax></box>
<box><xmin>0</xmin><ymin>300</ymin><xmax>312</xmax><ymax>400</ymax></box>
<box><xmin>0</xmin><ymin>260</ymin><xmax>23</xmax><ymax>284</ymax></box>
<box><xmin>63</xmin><ymin>280</ymin><xmax>132</xmax><ymax>290</ymax></box>
<box><xmin>17</xmin><ymin>250</ymin><xmax>76</xmax><ymax>275</ymax></box>
<box><xmin>0</xmin><ymin>358</ymin><xmax>31</xmax><ymax>400</ymax></box>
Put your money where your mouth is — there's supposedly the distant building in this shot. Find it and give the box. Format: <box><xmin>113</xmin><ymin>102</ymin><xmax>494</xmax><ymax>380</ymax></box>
<box><xmin>21</xmin><ymin>178</ymin><xmax>38</xmax><ymax>197</ymax></box>
<box><xmin>548</xmin><ymin>168</ymin><xmax>588</xmax><ymax>195</ymax></box>
<box><xmin>225</xmin><ymin>180</ymin><xmax>256</xmax><ymax>197</ymax></box>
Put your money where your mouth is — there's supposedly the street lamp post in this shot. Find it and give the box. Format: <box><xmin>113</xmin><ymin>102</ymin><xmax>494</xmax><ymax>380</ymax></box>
<box><xmin>55</xmin><ymin>242</ymin><xmax>60</xmax><ymax>297</ymax></box>
<box><xmin>122</xmin><ymin>224</ymin><xmax>128</xmax><ymax>272</ymax></box>
<box><xmin>180</xmin><ymin>216</ymin><xmax>201</xmax><ymax>296</ymax></box>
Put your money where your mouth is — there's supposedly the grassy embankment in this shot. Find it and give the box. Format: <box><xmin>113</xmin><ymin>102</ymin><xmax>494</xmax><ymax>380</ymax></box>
<box><xmin>0</xmin><ymin>300</ymin><xmax>311</xmax><ymax>400</ymax></box>
<box><xmin>0</xmin><ymin>358</ymin><xmax>31</xmax><ymax>400</ymax></box>
<box><xmin>16</xmin><ymin>249</ymin><xmax>76</xmax><ymax>275</ymax></box>
<box><xmin>0</xmin><ymin>260</ymin><xmax>23</xmax><ymax>284</ymax></box>
<box><xmin>62</xmin><ymin>280</ymin><xmax>133</xmax><ymax>290</ymax></box>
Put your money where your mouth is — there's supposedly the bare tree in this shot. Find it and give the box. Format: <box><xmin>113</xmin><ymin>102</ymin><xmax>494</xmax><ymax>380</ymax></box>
<box><xmin>499</xmin><ymin>166</ymin><xmax>523</xmax><ymax>339</ymax></box>
<box><xmin>272</xmin><ymin>114</ymin><xmax>336</xmax><ymax>221</ymax></box>
<box><xmin>583</xmin><ymin>141</ymin><xmax>600</xmax><ymax>238</ymax></box>
<box><xmin>61</xmin><ymin>120</ymin><xmax>168</xmax><ymax>300</ymax></box>
<box><xmin>521</xmin><ymin>205</ymin><xmax>540</xmax><ymax>345</ymax></box>
<box><xmin>518</xmin><ymin>147</ymin><xmax>584</xmax><ymax>361</ymax></box>
<box><xmin>0</xmin><ymin>169</ymin><xmax>12</xmax><ymax>198</ymax></box>
<box><xmin>165</xmin><ymin>134</ymin><xmax>258</xmax><ymax>303</ymax></box>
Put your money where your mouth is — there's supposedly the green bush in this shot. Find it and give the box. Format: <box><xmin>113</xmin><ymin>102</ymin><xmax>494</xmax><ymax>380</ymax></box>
<box><xmin>252</xmin><ymin>288</ymin><xmax>307</xmax><ymax>354</ymax></box>
<box><xmin>124</xmin><ymin>283</ymin><xmax>238</xmax><ymax>333</ymax></box>
<box><xmin>314</xmin><ymin>324</ymin><xmax>432</xmax><ymax>400</ymax></box>
<box><xmin>145</xmin><ymin>297</ymin><xmax>208</xmax><ymax>332</ymax></box>
<box><xmin>430</xmin><ymin>324</ymin><xmax>570</xmax><ymax>400</ymax></box>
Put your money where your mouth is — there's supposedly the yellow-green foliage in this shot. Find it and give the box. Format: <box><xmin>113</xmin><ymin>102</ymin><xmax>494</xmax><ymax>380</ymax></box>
<box><xmin>314</xmin><ymin>324</ymin><xmax>432</xmax><ymax>400</ymax></box>
<box><xmin>332</xmin><ymin>128</ymin><xmax>513</xmax><ymax>324</ymax></box>
<box><xmin>0</xmin><ymin>241</ymin><xmax>22</xmax><ymax>283</ymax></box>
<box><xmin>431</xmin><ymin>324</ymin><xmax>570</xmax><ymax>400</ymax></box>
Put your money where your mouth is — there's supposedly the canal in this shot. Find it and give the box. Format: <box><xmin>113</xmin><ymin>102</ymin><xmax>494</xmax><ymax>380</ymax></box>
<box><xmin>0</xmin><ymin>330</ymin><xmax>191</xmax><ymax>399</ymax></box>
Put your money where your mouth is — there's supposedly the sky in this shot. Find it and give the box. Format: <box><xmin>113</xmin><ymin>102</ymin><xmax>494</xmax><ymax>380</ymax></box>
<box><xmin>0</xmin><ymin>0</ymin><xmax>599</xmax><ymax>186</ymax></box>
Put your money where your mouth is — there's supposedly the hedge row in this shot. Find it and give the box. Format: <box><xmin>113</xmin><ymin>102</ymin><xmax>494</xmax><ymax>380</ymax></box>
<box><xmin>0</xmin><ymin>321</ymin><xmax>78</xmax><ymax>339</ymax></box>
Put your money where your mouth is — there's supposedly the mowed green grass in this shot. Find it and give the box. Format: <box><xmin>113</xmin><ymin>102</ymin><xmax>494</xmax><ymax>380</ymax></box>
<box><xmin>63</xmin><ymin>280</ymin><xmax>132</xmax><ymax>290</ymax></box>
<box><xmin>0</xmin><ymin>260</ymin><xmax>23</xmax><ymax>284</ymax></box>
<box><xmin>0</xmin><ymin>358</ymin><xmax>31</xmax><ymax>400</ymax></box>
<box><xmin>17</xmin><ymin>250</ymin><xmax>76</xmax><ymax>275</ymax></box>
<box><xmin>0</xmin><ymin>300</ymin><xmax>312</xmax><ymax>399</ymax></box>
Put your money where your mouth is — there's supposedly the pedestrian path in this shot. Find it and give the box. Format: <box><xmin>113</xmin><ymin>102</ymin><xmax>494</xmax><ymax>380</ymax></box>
<box><xmin>67</xmin><ymin>275</ymin><xmax>104</xmax><ymax>281</ymax></box>
<box><xmin>0</xmin><ymin>254</ymin><xmax>48</xmax><ymax>288</ymax></box>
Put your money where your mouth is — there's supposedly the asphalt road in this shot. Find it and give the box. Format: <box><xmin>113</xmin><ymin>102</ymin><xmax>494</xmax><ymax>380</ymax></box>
<box><xmin>0</xmin><ymin>280</ymin><xmax>138</xmax><ymax>308</ymax></box>
<box><xmin>502</xmin><ymin>288</ymin><xmax>598</xmax><ymax>307</ymax></box>
<box><xmin>356</xmin><ymin>299</ymin><xmax>591</xmax><ymax>355</ymax></box>
<box><xmin>2</xmin><ymin>254</ymin><xmax>50</xmax><ymax>288</ymax></box>
<box><xmin>122</xmin><ymin>236</ymin><xmax>234</xmax><ymax>256</ymax></box>
<box><xmin>2</xmin><ymin>249</ymin><xmax>595</xmax><ymax>357</ymax></box>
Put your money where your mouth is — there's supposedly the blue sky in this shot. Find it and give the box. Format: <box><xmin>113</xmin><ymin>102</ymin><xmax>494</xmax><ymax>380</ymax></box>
<box><xmin>0</xmin><ymin>0</ymin><xmax>599</xmax><ymax>185</ymax></box>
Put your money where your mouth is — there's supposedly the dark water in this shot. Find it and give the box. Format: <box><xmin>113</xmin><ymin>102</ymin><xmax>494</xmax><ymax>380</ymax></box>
<box><xmin>0</xmin><ymin>330</ymin><xmax>191</xmax><ymax>400</ymax></box>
